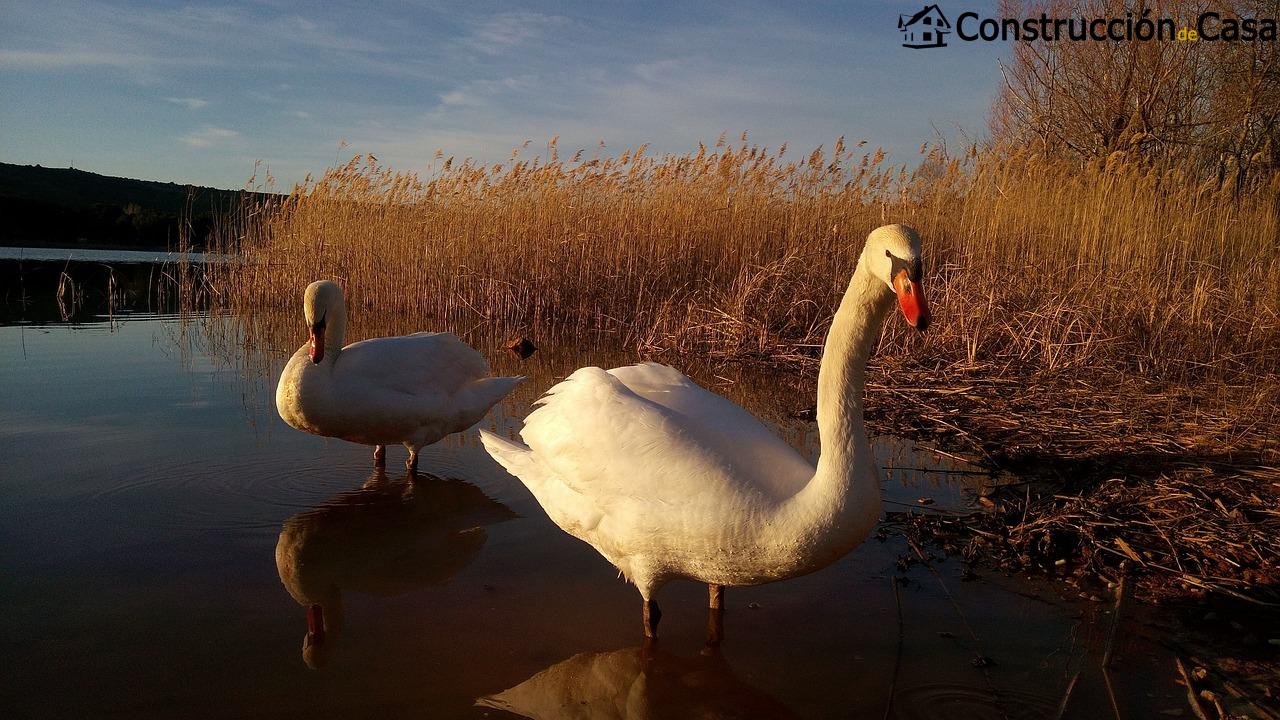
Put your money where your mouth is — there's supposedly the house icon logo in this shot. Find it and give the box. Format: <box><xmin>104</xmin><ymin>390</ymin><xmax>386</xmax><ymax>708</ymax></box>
<box><xmin>899</xmin><ymin>4</ymin><xmax>951</xmax><ymax>48</ymax></box>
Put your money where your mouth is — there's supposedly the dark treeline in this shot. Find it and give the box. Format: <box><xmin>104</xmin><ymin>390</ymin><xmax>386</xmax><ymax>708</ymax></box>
<box><xmin>0</xmin><ymin>162</ymin><xmax>273</xmax><ymax>250</ymax></box>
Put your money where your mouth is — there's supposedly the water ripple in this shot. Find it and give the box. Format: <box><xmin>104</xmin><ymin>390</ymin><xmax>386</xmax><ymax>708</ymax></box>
<box><xmin>892</xmin><ymin>683</ymin><xmax>1058</xmax><ymax>720</ymax></box>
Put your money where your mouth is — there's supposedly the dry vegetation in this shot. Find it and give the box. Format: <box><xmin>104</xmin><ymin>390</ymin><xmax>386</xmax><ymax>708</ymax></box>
<box><xmin>995</xmin><ymin>0</ymin><xmax>1280</xmax><ymax>186</ymax></box>
<box><xmin>189</xmin><ymin>134</ymin><xmax>1279</xmax><ymax>601</ymax></box>
<box><xmin>175</xmin><ymin>2</ymin><xmax>1278</xmax><ymax>694</ymax></box>
<box><xmin>199</xmin><ymin>136</ymin><xmax>1279</xmax><ymax>399</ymax></box>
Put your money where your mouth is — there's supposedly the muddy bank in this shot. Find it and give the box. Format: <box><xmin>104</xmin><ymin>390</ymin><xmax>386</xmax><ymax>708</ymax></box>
<box><xmin>849</xmin><ymin>361</ymin><xmax>1280</xmax><ymax>718</ymax></box>
<box><xmin>825</xmin><ymin>359</ymin><xmax>1280</xmax><ymax>604</ymax></box>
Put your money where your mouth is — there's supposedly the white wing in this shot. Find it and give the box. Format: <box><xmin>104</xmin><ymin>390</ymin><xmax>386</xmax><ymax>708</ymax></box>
<box><xmin>482</xmin><ymin>364</ymin><xmax>814</xmax><ymax>566</ymax></box>
<box><xmin>328</xmin><ymin>332</ymin><xmax>518</xmax><ymax>439</ymax></box>
<box><xmin>335</xmin><ymin>332</ymin><xmax>490</xmax><ymax>396</ymax></box>
<box><xmin>605</xmin><ymin>363</ymin><xmax>814</xmax><ymax>497</ymax></box>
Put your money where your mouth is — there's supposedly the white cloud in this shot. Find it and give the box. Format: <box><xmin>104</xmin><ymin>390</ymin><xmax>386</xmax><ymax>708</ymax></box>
<box><xmin>0</xmin><ymin>1</ymin><xmax>390</xmax><ymax>82</ymax></box>
<box><xmin>181</xmin><ymin>126</ymin><xmax>239</xmax><ymax>148</ymax></box>
<box><xmin>439</xmin><ymin>90</ymin><xmax>476</xmax><ymax>107</ymax></box>
<box><xmin>463</xmin><ymin>12</ymin><xmax>570</xmax><ymax>55</ymax></box>
<box><xmin>167</xmin><ymin>97</ymin><xmax>208</xmax><ymax>109</ymax></box>
<box><xmin>434</xmin><ymin>75</ymin><xmax>536</xmax><ymax>111</ymax></box>
<box><xmin>632</xmin><ymin>59</ymin><xmax>684</xmax><ymax>83</ymax></box>
<box><xmin>276</xmin><ymin>14</ymin><xmax>386</xmax><ymax>54</ymax></box>
<box><xmin>0</xmin><ymin>0</ymin><xmax>999</xmax><ymax>190</ymax></box>
<box><xmin>0</xmin><ymin>48</ymin><xmax>144</xmax><ymax>69</ymax></box>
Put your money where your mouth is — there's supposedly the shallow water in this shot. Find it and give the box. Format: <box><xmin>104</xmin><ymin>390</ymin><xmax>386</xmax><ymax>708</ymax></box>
<box><xmin>1</xmin><ymin>253</ymin><xmax>1190</xmax><ymax>718</ymax></box>
<box><xmin>0</xmin><ymin>245</ymin><xmax>226</xmax><ymax>264</ymax></box>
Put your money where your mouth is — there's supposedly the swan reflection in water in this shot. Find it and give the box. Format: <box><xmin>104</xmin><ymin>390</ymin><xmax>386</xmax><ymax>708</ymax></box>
<box><xmin>274</xmin><ymin>469</ymin><xmax>515</xmax><ymax>668</ymax></box>
<box><xmin>478</xmin><ymin>625</ymin><xmax>798</xmax><ymax>720</ymax></box>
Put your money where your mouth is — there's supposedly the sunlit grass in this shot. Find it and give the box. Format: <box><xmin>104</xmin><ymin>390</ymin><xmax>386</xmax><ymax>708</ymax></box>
<box><xmin>180</xmin><ymin>135</ymin><xmax>1279</xmax><ymax>608</ymax></box>
<box><xmin>196</xmin><ymin>136</ymin><xmax>1278</xmax><ymax>387</ymax></box>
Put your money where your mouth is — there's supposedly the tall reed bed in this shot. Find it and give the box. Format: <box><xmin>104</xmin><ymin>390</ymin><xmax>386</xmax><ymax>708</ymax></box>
<box><xmin>200</xmin><ymin>137</ymin><xmax>1279</xmax><ymax>388</ymax></box>
<box><xmin>188</xmin><ymin>139</ymin><xmax>1279</xmax><ymax>603</ymax></box>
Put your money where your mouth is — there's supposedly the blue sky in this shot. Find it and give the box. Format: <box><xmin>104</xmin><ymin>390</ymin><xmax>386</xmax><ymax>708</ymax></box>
<box><xmin>1</xmin><ymin>1</ymin><xmax>1006</xmax><ymax>190</ymax></box>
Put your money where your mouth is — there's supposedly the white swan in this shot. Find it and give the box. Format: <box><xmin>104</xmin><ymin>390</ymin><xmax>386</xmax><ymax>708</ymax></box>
<box><xmin>276</xmin><ymin>280</ymin><xmax>523</xmax><ymax>470</ymax></box>
<box><xmin>480</xmin><ymin>224</ymin><xmax>930</xmax><ymax>637</ymax></box>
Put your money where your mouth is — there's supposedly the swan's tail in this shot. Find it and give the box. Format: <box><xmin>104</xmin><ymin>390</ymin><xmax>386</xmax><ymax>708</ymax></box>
<box><xmin>465</xmin><ymin>375</ymin><xmax>524</xmax><ymax>414</ymax></box>
<box><xmin>479</xmin><ymin>428</ymin><xmax>538</xmax><ymax>481</ymax></box>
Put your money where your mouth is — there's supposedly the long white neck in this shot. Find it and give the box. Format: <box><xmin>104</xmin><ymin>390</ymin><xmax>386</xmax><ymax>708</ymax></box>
<box><xmin>322</xmin><ymin>297</ymin><xmax>347</xmax><ymax>360</ymax></box>
<box><xmin>779</xmin><ymin>252</ymin><xmax>892</xmax><ymax>565</ymax></box>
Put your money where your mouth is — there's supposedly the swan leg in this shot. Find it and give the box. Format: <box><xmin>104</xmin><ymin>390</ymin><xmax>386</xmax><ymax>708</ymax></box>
<box><xmin>405</xmin><ymin>449</ymin><xmax>419</xmax><ymax>473</ymax></box>
<box><xmin>704</xmin><ymin>584</ymin><xmax>725</xmax><ymax>649</ymax></box>
<box><xmin>642</xmin><ymin>598</ymin><xmax>662</xmax><ymax>639</ymax></box>
<box><xmin>704</xmin><ymin>606</ymin><xmax>725</xmax><ymax>651</ymax></box>
<box><xmin>373</xmin><ymin>445</ymin><xmax>386</xmax><ymax>467</ymax></box>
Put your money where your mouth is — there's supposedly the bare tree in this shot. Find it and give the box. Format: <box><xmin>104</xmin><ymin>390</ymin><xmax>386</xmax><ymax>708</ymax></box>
<box><xmin>991</xmin><ymin>0</ymin><xmax>1279</xmax><ymax>187</ymax></box>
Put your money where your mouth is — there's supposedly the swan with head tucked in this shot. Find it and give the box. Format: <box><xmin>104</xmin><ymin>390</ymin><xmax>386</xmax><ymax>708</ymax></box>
<box><xmin>276</xmin><ymin>280</ymin><xmax>523</xmax><ymax>471</ymax></box>
<box><xmin>480</xmin><ymin>224</ymin><xmax>930</xmax><ymax>638</ymax></box>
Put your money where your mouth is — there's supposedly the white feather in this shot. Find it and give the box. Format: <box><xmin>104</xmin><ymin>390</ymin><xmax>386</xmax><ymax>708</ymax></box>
<box><xmin>483</xmin><ymin>225</ymin><xmax>927</xmax><ymax>609</ymax></box>
<box><xmin>276</xmin><ymin>280</ymin><xmax>522</xmax><ymax>458</ymax></box>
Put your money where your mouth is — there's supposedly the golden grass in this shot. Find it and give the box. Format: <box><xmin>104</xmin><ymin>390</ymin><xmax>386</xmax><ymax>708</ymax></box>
<box><xmin>190</xmin><ymin>136</ymin><xmax>1280</xmax><ymax>460</ymax></box>
<box><xmin>199</xmin><ymin>138</ymin><xmax>1278</xmax><ymax>371</ymax></box>
<box><xmin>180</xmin><ymin>137</ymin><xmax>1280</xmax><ymax>608</ymax></box>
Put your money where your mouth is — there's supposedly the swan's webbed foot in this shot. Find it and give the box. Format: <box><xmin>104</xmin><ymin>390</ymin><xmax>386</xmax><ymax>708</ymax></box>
<box><xmin>373</xmin><ymin>445</ymin><xmax>386</xmax><ymax>467</ymax></box>
<box><xmin>642</xmin><ymin>599</ymin><xmax>662</xmax><ymax>639</ymax></box>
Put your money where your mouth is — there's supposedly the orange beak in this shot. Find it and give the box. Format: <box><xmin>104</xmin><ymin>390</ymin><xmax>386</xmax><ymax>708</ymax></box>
<box><xmin>308</xmin><ymin>325</ymin><xmax>325</xmax><ymax>364</ymax></box>
<box><xmin>893</xmin><ymin>270</ymin><xmax>930</xmax><ymax>332</ymax></box>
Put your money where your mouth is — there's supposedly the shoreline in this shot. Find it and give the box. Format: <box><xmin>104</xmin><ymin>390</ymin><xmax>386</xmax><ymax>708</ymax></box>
<box><xmin>8</xmin><ymin>246</ymin><xmax>1278</xmax><ymax>603</ymax></box>
<box><xmin>852</xmin><ymin>358</ymin><xmax>1279</xmax><ymax>607</ymax></box>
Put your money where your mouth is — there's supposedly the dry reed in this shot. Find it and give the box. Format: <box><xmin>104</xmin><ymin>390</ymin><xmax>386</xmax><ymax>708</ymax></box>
<box><xmin>186</xmin><ymin>136</ymin><xmax>1280</xmax><ymax>602</ymax></box>
<box><xmin>193</xmin><ymin>137</ymin><xmax>1279</xmax><ymax>449</ymax></box>
<box><xmin>198</xmin><ymin>138</ymin><xmax>1278</xmax><ymax>373</ymax></box>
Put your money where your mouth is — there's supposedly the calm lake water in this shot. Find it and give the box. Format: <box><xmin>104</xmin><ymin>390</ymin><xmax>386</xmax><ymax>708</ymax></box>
<box><xmin>1</xmin><ymin>250</ymin><xmax>1188</xmax><ymax>718</ymax></box>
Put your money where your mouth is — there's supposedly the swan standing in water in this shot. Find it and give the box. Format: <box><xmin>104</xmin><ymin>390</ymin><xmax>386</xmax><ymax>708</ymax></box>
<box><xmin>275</xmin><ymin>469</ymin><xmax>516</xmax><ymax>668</ymax></box>
<box><xmin>276</xmin><ymin>280</ymin><xmax>523</xmax><ymax>471</ymax></box>
<box><xmin>481</xmin><ymin>224</ymin><xmax>930</xmax><ymax>638</ymax></box>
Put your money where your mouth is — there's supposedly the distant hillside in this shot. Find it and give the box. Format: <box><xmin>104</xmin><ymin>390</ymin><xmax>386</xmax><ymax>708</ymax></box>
<box><xmin>0</xmin><ymin>162</ymin><xmax>274</xmax><ymax>251</ymax></box>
